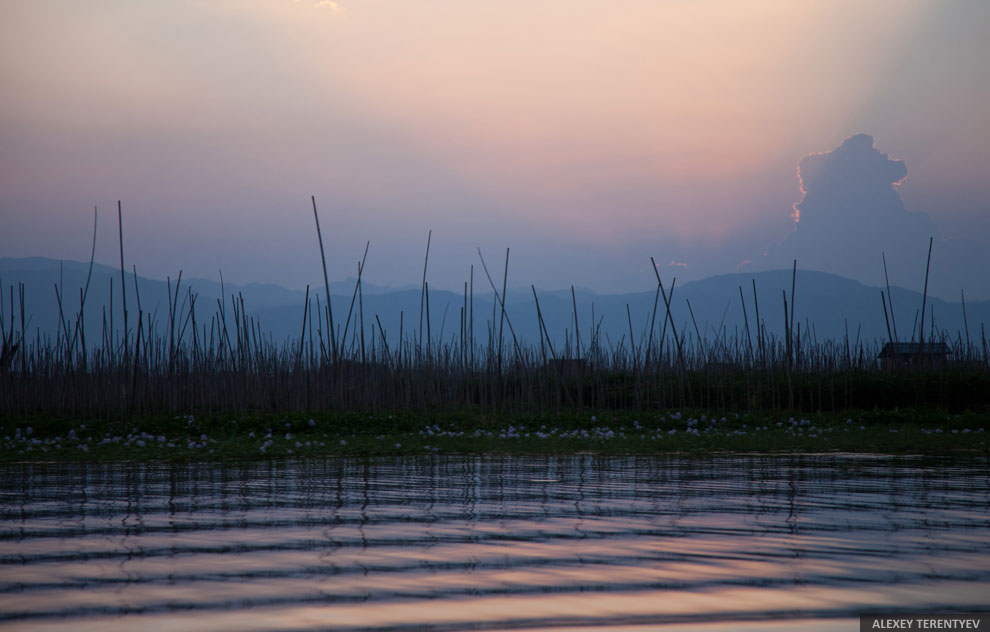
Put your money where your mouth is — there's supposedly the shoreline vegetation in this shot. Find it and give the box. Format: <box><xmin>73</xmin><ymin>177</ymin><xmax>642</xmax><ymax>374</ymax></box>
<box><xmin>2</xmin><ymin>409</ymin><xmax>988</xmax><ymax>463</ymax></box>
<box><xmin>1</xmin><ymin>202</ymin><xmax>988</xmax><ymax>461</ymax></box>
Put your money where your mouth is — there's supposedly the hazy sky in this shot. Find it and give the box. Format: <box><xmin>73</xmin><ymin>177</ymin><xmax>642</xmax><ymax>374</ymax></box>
<box><xmin>2</xmin><ymin>1</ymin><xmax>988</xmax><ymax>298</ymax></box>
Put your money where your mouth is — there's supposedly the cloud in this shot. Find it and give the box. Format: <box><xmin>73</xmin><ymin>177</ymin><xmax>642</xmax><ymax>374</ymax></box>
<box><xmin>313</xmin><ymin>1</ymin><xmax>344</xmax><ymax>11</ymax></box>
<box><xmin>766</xmin><ymin>133</ymin><xmax>940</xmax><ymax>287</ymax></box>
<box><xmin>791</xmin><ymin>133</ymin><xmax>911</xmax><ymax>230</ymax></box>
<box><xmin>758</xmin><ymin>133</ymin><xmax>990</xmax><ymax>298</ymax></box>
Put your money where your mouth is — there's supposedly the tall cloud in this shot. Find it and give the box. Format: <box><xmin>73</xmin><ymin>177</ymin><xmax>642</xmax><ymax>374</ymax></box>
<box><xmin>771</xmin><ymin>134</ymin><xmax>938</xmax><ymax>287</ymax></box>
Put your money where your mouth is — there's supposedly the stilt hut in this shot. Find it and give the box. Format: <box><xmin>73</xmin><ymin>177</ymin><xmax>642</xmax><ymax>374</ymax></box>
<box><xmin>878</xmin><ymin>342</ymin><xmax>951</xmax><ymax>368</ymax></box>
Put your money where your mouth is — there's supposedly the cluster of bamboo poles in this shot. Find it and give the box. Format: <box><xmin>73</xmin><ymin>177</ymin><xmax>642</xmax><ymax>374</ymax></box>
<box><xmin>0</xmin><ymin>202</ymin><xmax>987</xmax><ymax>422</ymax></box>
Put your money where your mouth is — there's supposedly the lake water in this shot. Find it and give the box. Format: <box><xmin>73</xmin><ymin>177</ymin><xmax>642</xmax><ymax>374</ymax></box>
<box><xmin>1</xmin><ymin>455</ymin><xmax>987</xmax><ymax>631</ymax></box>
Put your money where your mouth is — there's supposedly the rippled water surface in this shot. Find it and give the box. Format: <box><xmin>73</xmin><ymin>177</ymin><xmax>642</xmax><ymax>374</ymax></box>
<box><xmin>1</xmin><ymin>455</ymin><xmax>988</xmax><ymax>631</ymax></box>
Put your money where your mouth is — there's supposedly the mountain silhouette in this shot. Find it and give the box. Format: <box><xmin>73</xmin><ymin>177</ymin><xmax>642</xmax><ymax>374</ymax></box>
<box><xmin>2</xmin><ymin>257</ymin><xmax>986</xmax><ymax>351</ymax></box>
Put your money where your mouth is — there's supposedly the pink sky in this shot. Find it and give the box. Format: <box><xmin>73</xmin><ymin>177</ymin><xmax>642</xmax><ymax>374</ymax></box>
<box><xmin>2</xmin><ymin>1</ymin><xmax>988</xmax><ymax>297</ymax></box>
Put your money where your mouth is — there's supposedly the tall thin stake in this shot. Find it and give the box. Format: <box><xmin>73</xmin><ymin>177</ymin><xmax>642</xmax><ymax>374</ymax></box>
<box><xmin>961</xmin><ymin>289</ymin><xmax>971</xmax><ymax>358</ymax></box>
<box><xmin>918</xmin><ymin>237</ymin><xmax>933</xmax><ymax>349</ymax></box>
<box><xmin>738</xmin><ymin>286</ymin><xmax>753</xmax><ymax>362</ymax></box>
<box><xmin>498</xmin><ymin>248</ymin><xmax>509</xmax><ymax>367</ymax></box>
<box><xmin>883</xmin><ymin>253</ymin><xmax>899</xmax><ymax>342</ymax></box>
<box><xmin>418</xmin><ymin>230</ymin><xmax>432</xmax><ymax>351</ymax></box>
<box><xmin>311</xmin><ymin>196</ymin><xmax>337</xmax><ymax>362</ymax></box>
<box><xmin>117</xmin><ymin>201</ymin><xmax>128</xmax><ymax>365</ymax></box>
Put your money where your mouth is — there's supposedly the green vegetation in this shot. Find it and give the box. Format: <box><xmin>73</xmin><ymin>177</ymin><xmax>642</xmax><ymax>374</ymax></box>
<box><xmin>2</xmin><ymin>407</ymin><xmax>987</xmax><ymax>462</ymax></box>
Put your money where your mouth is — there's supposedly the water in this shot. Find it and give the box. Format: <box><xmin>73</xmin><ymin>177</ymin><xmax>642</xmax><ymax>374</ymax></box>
<box><xmin>1</xmin><ymin>455</ymin><xmax>987</xmax><ymax>631</ymax></box>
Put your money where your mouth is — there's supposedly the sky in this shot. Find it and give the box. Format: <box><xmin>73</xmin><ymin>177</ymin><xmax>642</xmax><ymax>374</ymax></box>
<box><xmin>2</xmin><ymin>0</ymin><xmax>989</xmax><ymax>299</ymax></box>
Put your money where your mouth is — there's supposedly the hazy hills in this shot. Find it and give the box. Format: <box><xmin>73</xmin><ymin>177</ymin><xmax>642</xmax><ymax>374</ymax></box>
<box><xmin>1</xmin><ymin>257</ymin><xmax>987</xmax><ymax>351</ymax></box>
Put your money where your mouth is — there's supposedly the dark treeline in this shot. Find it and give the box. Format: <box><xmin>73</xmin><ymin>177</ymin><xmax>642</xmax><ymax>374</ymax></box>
<box><xmin>1</xmin><ymin>204</ymin><xmax>988</xmax><ymax>422</ymax></box>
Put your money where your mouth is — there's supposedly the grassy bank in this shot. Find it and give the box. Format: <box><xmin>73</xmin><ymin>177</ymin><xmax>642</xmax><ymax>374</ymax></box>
<box><xmin>2</xmin><ymin>407</ymin><xmax>987</xmax><ymax>463</ymax></box>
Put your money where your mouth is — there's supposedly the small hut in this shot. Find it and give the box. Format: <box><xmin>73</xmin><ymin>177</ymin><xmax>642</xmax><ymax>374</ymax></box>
<box><xmin>878</xmin><ymin>342</ymin><xmax>951</xmax><ymax>368</ymax></box>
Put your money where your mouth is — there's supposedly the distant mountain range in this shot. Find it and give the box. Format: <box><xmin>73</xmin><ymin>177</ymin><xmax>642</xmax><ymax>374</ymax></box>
<box><xmin>2</xmin><ymin>257</ymin><xmax>987</xmax><ymax>351</ymax></box>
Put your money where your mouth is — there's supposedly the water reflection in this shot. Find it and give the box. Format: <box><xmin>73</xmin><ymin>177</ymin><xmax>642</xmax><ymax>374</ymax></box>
<box><xmin>1</xmin><ymin>455</ymin><xmax>987</xmax><ymax>631</ymax></box>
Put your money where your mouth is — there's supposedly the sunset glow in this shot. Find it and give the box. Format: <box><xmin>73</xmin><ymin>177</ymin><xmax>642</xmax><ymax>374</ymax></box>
<box><xmin>2</xmin><ymin>5</ymin><xmax>990</xmax><ymax>629</ymax></box>
<box><xmin>1</xmin><ymin>0</ymin><xmax>988</xmax><ymax>296</ymax></box>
